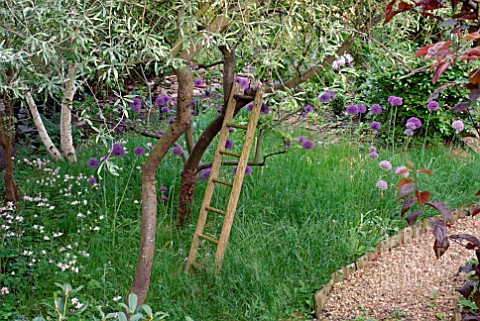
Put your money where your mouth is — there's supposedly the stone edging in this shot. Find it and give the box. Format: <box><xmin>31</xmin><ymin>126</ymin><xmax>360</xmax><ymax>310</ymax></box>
<box><xmin>314</xmin><ymin>204</ymin><xmax>478</xmax><ymax>318</ymax></box>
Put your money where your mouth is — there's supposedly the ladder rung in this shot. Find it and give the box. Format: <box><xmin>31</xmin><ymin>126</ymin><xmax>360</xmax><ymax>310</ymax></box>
<box><xmin>212</xmin><ymin>178</ymin><xmax>233</xmax><ymax>187</ymax></box>
<box><xmin>196</xmin><ymin>233</ymin><xmax>219</xmax><ymax>244</ymax></box>
<box><xmin>205</xmin><ymin>206</ymin><xmax>226</xmax><ymax>216</ymax></box>
<box><xmin>227</xmin><ymin>123</ymin><xmax>248</xmax><ymax>130</ymax></box>
<box><xmin>233</xmin><ymin>94</ymin><xmax>255</xmax><ymax>100</ymax></box>
<box><xmin>220</xmin><ymin>150</ymin><xmax>241</xmax><ymax>158</ymax></box>
<box><xmin>190</xmin><ymin>262</ymin><xmax>206</xmax><ymax>271</ymax></box>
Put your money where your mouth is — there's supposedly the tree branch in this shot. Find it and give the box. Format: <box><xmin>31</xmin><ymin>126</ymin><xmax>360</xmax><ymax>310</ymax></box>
<box><xmin>0</xmin><ymin>24</ymin><xmax>25</xmax><ymax>39</ymax></box>
<box><xmin>266</xmin><ymin>15</ymin><xmax>382</xmax><ymax>93</ymax></box>
<box><xmin>193</xmin><ymin>60</ymin><xmax>223</xmax><ymax>70</ymax></box>
<box><xmin>197</xmin><ymin>150</ymin><xmax>287</xmax><ymax>172</ymax></box>
<box><xmin>396</xmin><ymin>64</ymin><xmax>432</xmax><ymax>80</ymax></box>
<box><xmin>347</xmin><ymin>26</ymin><xmax>414</xmax><ymax>72</ymax></box>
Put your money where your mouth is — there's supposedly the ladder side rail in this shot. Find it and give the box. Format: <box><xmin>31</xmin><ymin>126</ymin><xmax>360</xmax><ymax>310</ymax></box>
<box><xmin>214</xmin><ymin>86</ymin><xmax>264</xmax><ymax>273</ymax></box>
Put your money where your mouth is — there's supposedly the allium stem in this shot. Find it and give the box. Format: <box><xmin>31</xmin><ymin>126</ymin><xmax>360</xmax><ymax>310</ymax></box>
<box><xmin>466</xmin><ymin>106</ymin><xmax>480</xmax><ymax>138</ymax></box>
<box><xmin>422</xmin><ymin>114</ymin><xmax>430</xmax><ymax>155</ymax></box>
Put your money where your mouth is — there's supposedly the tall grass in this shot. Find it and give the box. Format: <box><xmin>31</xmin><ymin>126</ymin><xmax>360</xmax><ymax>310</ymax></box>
<box><xmin>3</xmin><ymin>122</ymin><xmax>480</xmax><ymax>320</ymax></box>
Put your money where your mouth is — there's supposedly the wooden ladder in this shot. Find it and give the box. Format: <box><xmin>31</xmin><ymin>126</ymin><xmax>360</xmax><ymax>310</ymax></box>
<box><xmin>186</xmin><ymin>82</ymin><xmax>263</xmax><ymax>274</ymax></box>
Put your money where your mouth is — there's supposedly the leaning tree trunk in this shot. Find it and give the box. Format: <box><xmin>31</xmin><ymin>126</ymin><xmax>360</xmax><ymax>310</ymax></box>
<box><xmin>176</xmin><ymin>46</ymin><xmax>236</xmax><ymax>227</ymax></box>
<box><xmin>129</xmin><ymin>66</ymin><xmax>193</xmax><ymax>306</ymax></box>
<box><xmin>59</xmin><ymin>65</ymin><xmax>77</xmax><ymax>162</ymax></box>
<box><xmin>25</xmin><ymin>92</ymin><xmax>64</xmax><ymax>161</ymax></box>
<box><xmin>0</xmin><ymin>100</ymin><xmax>20</xmax><ymax>203</ymax></box>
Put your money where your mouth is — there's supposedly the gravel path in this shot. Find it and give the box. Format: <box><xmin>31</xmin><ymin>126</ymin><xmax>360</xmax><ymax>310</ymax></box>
<box><xmin>318</xmin><ymin>215</ymin><xmax>480</xmax><ymax>321</ymax></box>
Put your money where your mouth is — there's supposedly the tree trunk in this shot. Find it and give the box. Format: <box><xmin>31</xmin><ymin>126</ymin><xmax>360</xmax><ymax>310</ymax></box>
<box><xmin>0</xmin><ymin>101</ymin><xmax>20</xmax><ymax>203</ymax></box>
<box><xmin>129</xmin><ymin>66</ymin><xmax>193</xmax><ymax>306</ymax></box>
<box><xmin>176</xmin><ymin>46</ymin><xmax>236</xmax><ymax>227</ymax></box>
<box><xmin>25</xmin><ymin>92</ymin><xmax>64</xmax><ymax>161</ymax></box>
<box><xmin>60</xmin><ymin>65</ymin><xmax>77</xmax><ymax>162</ymax></box>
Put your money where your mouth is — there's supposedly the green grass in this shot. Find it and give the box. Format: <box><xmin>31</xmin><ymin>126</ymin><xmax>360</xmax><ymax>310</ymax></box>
<box><xmin>2</xmin><ymin>125</ymin><xmax>480</xmax><ymax>320</ymax></box>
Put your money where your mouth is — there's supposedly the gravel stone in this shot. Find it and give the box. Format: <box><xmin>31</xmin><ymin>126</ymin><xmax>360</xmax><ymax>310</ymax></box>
<box><xmin>317</xmin><ymin>215</ymin><xmax>480</xmax><ymax>321</ymax></box>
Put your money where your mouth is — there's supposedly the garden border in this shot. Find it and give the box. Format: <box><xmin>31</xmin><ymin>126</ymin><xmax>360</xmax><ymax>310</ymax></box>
<box><xmin>314</xmin><ymin>204</ymin><xmax>478</xmax><ymax>319</ymax></box>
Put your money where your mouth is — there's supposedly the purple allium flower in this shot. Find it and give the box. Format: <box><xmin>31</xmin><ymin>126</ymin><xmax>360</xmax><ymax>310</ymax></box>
<box><xmin>130</xmin><ymin>97</ymin><xmax>142</xmax><ymax>112</ymax></box>
<box><xmin>191</xmin><ymin>110</ymin><xmax>198</xmax><ymax>116</ymax></box>
<box><xmin>302</xmin><ymin>140</ymin><xmax>314</xmax><ymax>149</ymax></box>
<box><xmin>404</xmin><ymin>128</ymin><xmax>414</xmax><ymax>136</ymax></box>
<box><xmin>346</xmin><ymin>104</ymin><xmax>359</xmax><ymax>115</ymax></box>
<box><xmin>87</xmin><ymin>157</ymin><xmax>99</xmax><ymax>168</ymax></box>
<box><xmin>427</xmin><ymin>100</ymin><xmax>440</xmax><ymax>111</ymax></box>
<box><xmin>357</xmin><ymin>104</ymin><xmax>367</xmax><ymax>113</ymax></box>
<box><xmin>172</xmin><ymin>146</ymin><xmax>184</xmax><ymax>156</ymax></box>
<box><xmin>376</xmin><ymin>179</ymin><xmax>388</xmax><ymax>191</ymax></box>
<box><xmin>191</xmin><ymin>100</ymin><xmax>197</xmax><ymax>107</ymax></box>
<box><xmin>134</xmin><ymin>146</ymin><xmax>145</xmax><ymax>156</ymax></box>
<box><xmin>155</xmin><ymin>96</ymin><xmax>165</xmax><ymax>105</ymax></box>
<box><xmin>369</xmin><ymin>146</ymin><xmax>377</xmax><ymax>153</ymax></box>
<box><xmin>246</xmin><ymin>103</ymin><xmax>253</xmax><ymax>111</ymax></box>
<box><xmin>87</xmin><ymin>176</ymin><xmax>97</xmax><ymax>184</ymax></box>
<box><xmin>160</xmin><ymin>186</ymin><xmax>167</xmax><ymax>192</ymax></box>
<box><xmin>391</xmin><ymin>97</ymin><xmax>403</xmax><ymax>106</ymax></box>
<box><xmin>260</xmin><ymin>103</ymin><xmax>269</xmax><ymax>114</ymax></box>
<box><xmin>161</xmin><ymin>106</ymin><xmax>170</xmax><ymax>113</ymax></box>
<box><xmin>284</xmin><ymin>141</ymin><xmax>291</xmax><ymax>147</ymax></box>
<box><xmin>395</xmin><ymin>166</ymin><xmax>409</xmax><ymax>177</ymax></box>
<box><xmin>452</xmin><ymin>120</ymin><xmax>465</xmax><ymax>132</ymax></box>
<box><xmin>225</xmin><ymin>139</ymin><xmax>233</xmax><ymax>149</ymax></box>
<box><xmin>319</xmin><ymin>92</ymin><xmax>331</xmax><ymax>103</ymax></box>
<box><xmin>201</xmin><ymin>168</ymin><xmax>211</xmax><ymax>180</ymax></box>
<box><xmin>234</xmin><ymin>77</ymin><xmax>249</xmax><ymax>89</ymax></box>
<box><xmin>229</xmin><ymin>127</ymin><xmax>235</xmax><ymax>133</ymax></box>
<box><xmin>161</xmin><ymin>195</ymin><xmax>168</xmax><ymax>201</ymax></box>
<box><xmin>370</xmin><ymin>121</ymin><xmax>380</xmax><ymax>131</ymax></box>
<box><xmin>406</xmin><ymin>117</ymin><xmax>422</xmax><ymax>130</ymax></box>
<box><xmin>368</xmin><ymin>152</ymin><xmax>379</xmax><ymax>159</ymax></box>
<box><xmin>387</xmin><ymin>96</ymin><xmax>395</xmax><ymax>104</ymax></box>
<box><xmin>298</xmin><ymin>136</ymin><xmax>306</xmax><ymax>143</ymax></box>
<box><xmin>157</xmin><ymin>130</ymin><xmax>164</xmax><ymax>136</ymax></box>
<box><xmin>304</xmin><ymin>105</ymin><xmax>313</xmax><ymax>113</ymax></box>
<box><xmin>111</xmin><ymin>144</ymin><xmax>125</xmax><ymax>157</ymax></box>
<box><xmin>232</xmin><ymin>165</ymin><xmax>252</xmax><ymax>175</ymax></box>
<box><xmin>379</xmin><ymin>160</ymin><xmax>392</xmax><ymax>171</ymax></box>
<box><xmin>300</xmin><ymin>112</ymin><xmax>308</xmax><ymax>118</ymax></box>
<box><xmin>370</xmin><ymin>104</ymin><xmax>382</xmax><ymax>115</ymax></box>
<box><xmin>193</xmin><ymin>78</ymin><xmax>203</xmax><ymax>86</ymax></box>
<box><xmin>168</xmin><ymin>118</ymin><xmax>175</xmax><ymax>124</ymax></box>
<box><xmin>328</xmin><ymin>90</ymin><xmax>336</xmax><ymax>100</ymax></box>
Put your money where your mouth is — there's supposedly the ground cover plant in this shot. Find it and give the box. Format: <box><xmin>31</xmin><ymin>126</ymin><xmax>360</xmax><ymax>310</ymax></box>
<box><xmin>2</xmin><ymin>107</ymin><xmax>480</xmax><ymax>320</ymax></box>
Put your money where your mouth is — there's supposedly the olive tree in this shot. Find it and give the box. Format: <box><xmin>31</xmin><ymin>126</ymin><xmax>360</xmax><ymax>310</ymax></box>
<box><xmin>0</xmin><ymin>0</ymin><xmax>168</xmax><ymax>163</ymax></box>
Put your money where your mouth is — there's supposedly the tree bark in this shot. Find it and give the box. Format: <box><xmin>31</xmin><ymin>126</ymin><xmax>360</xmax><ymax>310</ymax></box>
<box><xmin>129</xmin><ymin>66</ymin><xmax>193</xmax><ymax>306</ymax></box>
<box><xmin>0</xmin><ymin>101</ymin><xmax>20</xmax><ymax>203</ymax></box>
<box><xmin>59</xmin><ymin>65</ymin><xmax>77</xmax><ymax>162</ymax></box>
<box><xmin>176</xmin><ymin>46</ymin><xmax>236</xmax><ymax>227</ymax></box>
<box><xmin>25</xmin><ymin>92</ymin><xmax>64</xmax><ymax>161</ymax></box>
